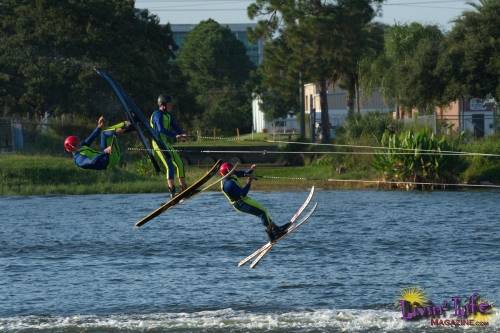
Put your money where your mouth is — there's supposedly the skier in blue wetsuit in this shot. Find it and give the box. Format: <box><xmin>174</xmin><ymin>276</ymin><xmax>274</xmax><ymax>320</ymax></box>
<box><xmin>219</xmin><ymin>162</ymin><xmax>291</xmax><ymax>241</ymax></box>
<box><xmin>64</xmin><ymin>116</ymin><xmax>132</xmax><ymax>170</ymax></box>
<box><xmin>150</xmin><ymin>95</ymin><xmax>188</xmax><ymax>198</ymax></box>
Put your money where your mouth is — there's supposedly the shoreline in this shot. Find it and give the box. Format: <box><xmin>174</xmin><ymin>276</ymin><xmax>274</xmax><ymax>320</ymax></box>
<box><xmin>0</xmin><ymin>180</ymin><xmax>378</xmax><ymax>196</ymax></box>
<box><xmin>2</xmin><ymin>179</ymin><xmax>497</xmax><ymax>197</ymax></box>
<box><xmin>2</xmin><ymin>154</ymin><xmax>498</xmax><ymax>196</ymax></box>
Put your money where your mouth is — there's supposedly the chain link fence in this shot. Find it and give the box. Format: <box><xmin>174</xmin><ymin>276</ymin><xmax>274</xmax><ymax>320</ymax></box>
<box><xmin>399</xmin><ymin>113</ymin><xmax>500</xmax><ymax>138</ymax></box>
<box><xmin>0</xmin><ymin>117</ymin><xmax>296</xmax><ymax>166</ymax></box>
<box><xmin>0</xmin><ymin>118</ymin><xmax>25</xmax><ymax>152</ymax></box>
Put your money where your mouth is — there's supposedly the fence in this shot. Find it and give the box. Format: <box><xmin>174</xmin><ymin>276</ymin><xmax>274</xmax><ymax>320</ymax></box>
<box><xmin>0</xmin><ymin>118</ymin><xmax>24</xmax><ymax>152</ymax></box>
<box><xmin>399</xmin><ymin>113</ymin><xmax>499</xmax><ymax>137</ymax></box>
<box><xmin>0</xmin><ymin>117</ymin><xmax>126</xmax><ymax>155</ymax></box>
<box><xmin>401</xmin><ymin>114</ymin><xmax>437</xmax><ymax>133</ymax></box>
<box><xmin>0</xmin><ymin>117</ymin><xmax>301</xmax><ymax>166</ymax></box>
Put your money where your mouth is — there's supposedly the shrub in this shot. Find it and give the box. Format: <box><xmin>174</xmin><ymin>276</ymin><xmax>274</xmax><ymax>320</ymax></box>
<box><xmin>373</xmin><ymin>129</ymin><xmax>466</xmax><ymax>189</ymax></box>
<box><xmin>341</xmin><ymin>112</ymin><xmax>399</xmax><ymax>141</ymax></box>
<box><xmin>461</xmin><ymin>135</ymin><xmax>500</xmax><ymax>184</ymax></box>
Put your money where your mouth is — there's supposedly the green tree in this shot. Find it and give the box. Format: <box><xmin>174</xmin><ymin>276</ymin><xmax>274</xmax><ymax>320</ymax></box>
<box><xmin>248</xmin><ymin>0</ymin><xmax>384</xmax><ymax>143</ymax></box>
<box><xmin>399</xmin><ymin>26</ymin><xmax>444</xmax><ymax>112</ymax></box>
<box><xmin>253</xmin><ymin>36</ymin><xmax>301</xmax><ymax>123</ymax></box>
<box><xmin>176</xmin><ymin>19</ymin><xmax>254</xmax><ymax>134</ymax></box>
<box><xmin>0</xmin><ymin>0</ymin><xmax>178</xmax><ymax>122</ymax></box>
<box><xmin>339</xmin><ymin>21</ymin><xmax>385</xmax><ymax>116</ymax></box>
<box><xmin>438</xmin><ymin>0</ymin><xmax>500</xmax><ymax>101</ymax></box>
<box><xmin>361</xmin><ymin>23</ymin><xmax>444</xmax><ymax>115</ymax></box>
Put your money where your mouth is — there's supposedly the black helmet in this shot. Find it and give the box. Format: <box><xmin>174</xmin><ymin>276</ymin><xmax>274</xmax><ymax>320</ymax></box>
<box><xmin>157</xmin><ymin>94</ymin><xmax>173</xmax><ymax>106</ymax></box>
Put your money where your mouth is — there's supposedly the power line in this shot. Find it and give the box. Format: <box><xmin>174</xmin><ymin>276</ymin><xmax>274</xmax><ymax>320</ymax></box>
<box><xmin>264</xmin><ymin>139</ymin><xmax>500</xmax><ymax>157</ymax></box>
<box><xmin>136</xmin><ymin>0</ymin><xmax>250</xmax><ymax>2</ymax></box>
<box><xmin>383</xmin><ymin>5</ymin><xmax>468</xmax><ymax>10</ymax></box>
<box><xmin>143</xmin><ymin>8</ymin><xmax>248</xmax><ymax>12</ymax></box>
<box><xmin>384</xmin><ymin>0</ymin><xmax>467</xmax><ymax>4</ymax></box>
<box><xmin>137</xmin><ymin>0</ymin><xmax>472</xmax><ymax>11</ymax></box>
<box><xmin>195</xmin><ymin>136</ymin><xmax>500</xmax><ymax>157</ymax></box>
<box><xmin>126</xmin><ymin>147</ymin><xmax>500</xmax><ymax>189</ymax></box>
<box><xmin>127</xmin><ymin>147</ymin><xmax>500</xmax><ymax>158</ymax></box>
<box><xmin>258</xmin><ymin>175</ymin><xmax>500</xmax><ymax>189</ymax></box>
<box><xmin>145</xmin><ymin>3</ymin><xmax>249</xmax><ymax>10</ymax></box>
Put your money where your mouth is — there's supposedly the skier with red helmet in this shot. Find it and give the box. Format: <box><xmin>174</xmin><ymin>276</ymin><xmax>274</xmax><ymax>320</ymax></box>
<box><xmin>64</xmin><ymin>116</ymin><xmax>132</xmax><ymax>170</ymax></box>
<box><xmin>219</xmin><ymin>162</ymin><xmax>291</xmax><ymax>241</ymax></box>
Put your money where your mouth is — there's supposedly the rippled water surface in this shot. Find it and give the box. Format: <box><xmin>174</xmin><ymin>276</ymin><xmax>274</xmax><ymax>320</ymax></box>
<box><xmin>1</xmin><ymin>190</ymin><xmax>499</xmax><ymax>332</ymax></box>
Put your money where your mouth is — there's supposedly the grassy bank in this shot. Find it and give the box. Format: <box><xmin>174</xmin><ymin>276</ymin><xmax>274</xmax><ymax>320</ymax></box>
<box><xmin>0</xmin><ymin>155</ymin><xmax>197</xmax><ymax>195</ymax></box>
<box><xmin>0</xmin><ymin>154</ymin><xmax>380</xmax><ymax>196</ymax></box>
<box><xmin>4</xmin><ymin>113</ymin><xmax>499</xmax><ymax>196</ymax></box>
<box><xmin>3</xmin><ymin>135</ymin><xmax>500</xmax><ymax>196</ymax></box>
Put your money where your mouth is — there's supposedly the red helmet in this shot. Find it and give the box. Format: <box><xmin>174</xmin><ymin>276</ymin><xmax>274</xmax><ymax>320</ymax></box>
<box><xmin>64</xmin><ymin>135</ymin><xmax>80</xmax><ymax>152</ymax></box>
<box><xmin>219</xmin><ymin>162</ymin><xmax>233</xmax><ymax>176</ymax></box>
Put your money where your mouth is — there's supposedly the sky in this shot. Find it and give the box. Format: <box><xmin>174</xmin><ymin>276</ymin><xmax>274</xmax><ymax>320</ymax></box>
<box><xmin>135</xmin><ymin>0</ymin><xmax>481</xmax><ymax>31</ymax></box>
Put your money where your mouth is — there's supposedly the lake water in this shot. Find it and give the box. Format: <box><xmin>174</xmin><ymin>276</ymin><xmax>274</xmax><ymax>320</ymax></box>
<box><xmin>1</xmin><ymin>189</ymin><xmax>499</xmax><ymax>332</ymax></box>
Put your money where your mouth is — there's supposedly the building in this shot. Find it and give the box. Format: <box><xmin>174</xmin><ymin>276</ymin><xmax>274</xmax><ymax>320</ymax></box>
<box><xmin>303</xmin><ymin>82</ymin><xmax>392</xmax><ymax>138</ymax></box>
<box><xmin>252</xmin><ymin>82</ymin><xmax>392</xmax><ymax>136</ymax></box>
<box><xmin>170</xmin><ymin>23</ymin><xmax>264</xmax><ymax>65</ymax></box>
<box><xmin>397</xmin><ymin>98</ymin><xmax>497</xmax><ymax>137</ymax></box>
<box><xmin>252</xmin><ymin>95</ymin><xmax>299</xmax><ymax>134</ymax></box>
<box><xmin>431</xmin><ymin>98</ymin><xmax>495</xmax><ymax>137</ymax></box>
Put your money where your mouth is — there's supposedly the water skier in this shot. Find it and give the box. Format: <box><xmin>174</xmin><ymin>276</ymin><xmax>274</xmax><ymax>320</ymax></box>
<box><xmin>64</xmin><ymin>116</ymin><xmax>132</xmax><ymax>170</ymax></box>
<box><xmin>219</xmin><ymin>162</ymin><xmax>291</xmax><ymax>241</ymax></box>
<box><xmin>150</xmin><ymin>95</ymin><xmax>188</xmax><ymax>198</ymax></box>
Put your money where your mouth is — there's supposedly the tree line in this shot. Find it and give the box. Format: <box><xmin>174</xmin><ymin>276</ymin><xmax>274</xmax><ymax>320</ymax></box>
<box><xmin>251</xmin><ymin>0</ymin><xmax>499</xmax><ymax>142</ymax></box>
<box><xmin>1</xmin><ymin>0</ymin><xmax>498</xmax><ymax>138</ymax></box>
<box><xmin>0</xmin><ymin>0</ymin><xmax>253</xmax><ymax>134</ymax></box>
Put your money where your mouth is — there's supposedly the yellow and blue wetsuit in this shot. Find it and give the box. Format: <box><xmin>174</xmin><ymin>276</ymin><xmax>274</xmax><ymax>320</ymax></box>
<box><xmin>73</xmin><ymin>122</ymin><xmax>124</xmax><ymax>170</ymax></box>
<box><xmin>221</xmin><ymin>169</ymin><xmax>273</xmax><ymax>229</ymax></box>
<box><xmin>150</xmin><ymin>110</ymin><xmax>185</xmax><ymax>180</ymax></box>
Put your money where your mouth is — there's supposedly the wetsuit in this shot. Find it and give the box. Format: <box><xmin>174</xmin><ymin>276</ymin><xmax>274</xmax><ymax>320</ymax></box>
<box><xmin>150</xmin><ymin>110</ymin><xmax>185</xmax><ymax>180</ymax></box>
<box><xmin>73</xmin><ymin>122</ymin><xmax>125</xmax><ymax>170</ymax></box>
<box><xmin>221</xmin><ymin>169</ymin><xmax>273</xmax><ymax>229</ymax></box>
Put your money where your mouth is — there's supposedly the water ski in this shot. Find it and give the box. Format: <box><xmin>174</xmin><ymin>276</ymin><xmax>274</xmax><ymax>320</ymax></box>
<box><xmin>135</xmin><ymin>160</ymin><xmax>223</xmax><ymax>227</ymax></box>
<box><xmin>95</xmin><ymin>68</ymin><xmax>173</xmax><ymax>173</ymax></box>
<box><xmin>238</xmin><ymin>186</ymin><xmax>318</xmax><ymax>269</ymax></box>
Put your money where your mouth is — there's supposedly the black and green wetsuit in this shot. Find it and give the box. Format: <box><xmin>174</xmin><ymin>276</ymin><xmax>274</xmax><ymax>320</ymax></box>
<box><xmin>73</xmin><ymin>122</ymin><xmax>126</xmax><ymax>170</ymax></box>
<box><xmin>221</xmin><ymin>170</ymin><xmax>273</xmax><ymax>229</ymax></box>
<box><xmin>150</xmin><ymin>109</ymin><xmax>185</xmax><ymax>180</ymax></box>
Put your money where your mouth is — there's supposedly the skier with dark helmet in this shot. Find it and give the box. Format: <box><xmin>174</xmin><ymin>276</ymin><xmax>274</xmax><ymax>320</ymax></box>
<box><xmin>64</xmin><ymin>116</ymin><xmax>132</xmax><ymax>170</ymax></box>
<box><xmin>219</xmin><ymin>162</ymin><xmax>291</xmax><ymax>241</ymax></box>
<box><xmin>150</xmin><ymin>94</ymin><xmax>188</xmax><ymax>198</ymax></box>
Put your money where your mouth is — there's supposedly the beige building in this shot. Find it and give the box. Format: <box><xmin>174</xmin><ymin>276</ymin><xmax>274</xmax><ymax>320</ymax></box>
<box><xmin>435</xmin><ymin>98</ymin><xmax>496</xmax><ymax>137</ymax></box>
<box><xmin>400</xmin><ymin>98</ymin><xmax>496</xmax><ymax>137</ymax></box>
<box><xmin>303</xmin><ymin>82</ymin><xmax>392</xmax><ymax>133</ymax></box>
<box><xmin>252</xmin><ymin>82</ymin><xmax>392</xmax><ymax>135</ymax></box>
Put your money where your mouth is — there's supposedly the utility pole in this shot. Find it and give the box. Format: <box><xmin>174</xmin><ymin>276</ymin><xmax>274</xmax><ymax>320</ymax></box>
<box><xmin>483</xmin><ymin>95</ymin><xmax>498</xmax><ymax>134</ymax></box>
<box><xmin>298</xmin><ymin>71</ymin><xmax>306</xmax><ymax>140</ymax></box>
